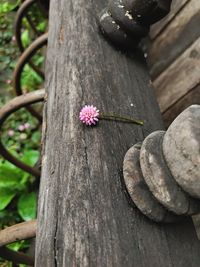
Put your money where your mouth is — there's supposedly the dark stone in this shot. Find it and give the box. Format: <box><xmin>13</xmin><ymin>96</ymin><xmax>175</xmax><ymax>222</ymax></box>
<box><xmin>122</xmin><ymin>0</ymin><xmax>172</xmax><ymax>25</ymax></box>
<box><xmin>140</xmin><ymin>130</ymin><xmax>200</xmax><ymax>215</ymax></box>
<box><xmin>123</xmin><ymin>143</ymin><xmax>179</xmax><ymax>222</ymax></box>
<box><xmin>108</xmin><ymin>0</ymin><xmax>149</xmax><ymax>37</ymax></box>
<box><xmin>98</xmin><ymin>8</ymin><xmax>140</xmax><ymax>49</ymax></box>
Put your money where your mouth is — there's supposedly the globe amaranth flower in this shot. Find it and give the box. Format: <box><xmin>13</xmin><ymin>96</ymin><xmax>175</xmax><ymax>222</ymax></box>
<box><xmin>8</xmin><ymin>129</ymin><xmax>14</xmax><ymax>137</ymax></box>
<box><xmin>80</xmin><ymin>105</ymin><xmax>144</xmax><ymax>126</ymax></box>
<box><xmin>24</xmin><ymin>122</ymin><xmax>30</xmax><ymax>129</ymax></box>
<box><xmin>79</xmin><ymin>105</ymin><xmax>100</xmax><ymax>126</ymax></box>
<box><xmin>18</xmin><ymin>124</ymin><xmax>25</xmax><ymax>131</ymax></box>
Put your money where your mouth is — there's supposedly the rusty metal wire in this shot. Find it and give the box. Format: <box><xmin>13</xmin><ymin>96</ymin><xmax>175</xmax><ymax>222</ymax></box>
<box><xmin>0</xmin><ymin>220</ymin><xmax>37</xmax><ymax>246</ymax></box>
<box><xmin>14</xmin><ymin>0</ymin><xmax>45</xmax><ymax>78</ymax></box>
<box><xmin>0</xmin><ymin>2</ymin><xmax>48</xmax><ymax>264</ymax></box>
<box><xmin>0</xmin><ymin>247</ymin><xmax>34</xmax><ymax>266</ymax></box>
<box><xmin>0</xmin><ymin>90</ymin><xmax>45</xmax><ymax>177</ymax></box>
<box><xmin>0</xmin><ymin>219</ymin><xmax>36</xmax><ymax>265</ymax></box>
<box><xmin>13</xmin><ymin>33</ymin><xmax>48</xmax><ymax>121</ymax></box>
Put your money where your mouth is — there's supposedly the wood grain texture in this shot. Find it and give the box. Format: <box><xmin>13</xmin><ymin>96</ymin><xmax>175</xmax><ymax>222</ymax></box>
<box><xmin>150</xmin><ymin>0</ymin><xmax>190</xmax><ymax>40</ymax></box>
<box><xmin>163</xmin><ymin>83</ymin><xmax>200</xmax><ymax>127</ymax></box>
<box><xmin>153</xmin><ymin>37</ymin><xmax>200</xmax><ymax>113</ymax></box>
<box><xmin>35</xmin><ymin>0</ymin><xmax>200</xmax><ymax>266</ymax></box>
<box><xmin>148</xmin><ymin>0</ymin><xmax>200</xmax><ymax>79</ymax></box>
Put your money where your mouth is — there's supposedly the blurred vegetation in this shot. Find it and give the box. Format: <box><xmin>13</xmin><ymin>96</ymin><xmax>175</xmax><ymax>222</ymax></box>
<box><xmin>0</xmin><ymin>0</ymin><xmax>47</xmax><ymax>265</ymax></box>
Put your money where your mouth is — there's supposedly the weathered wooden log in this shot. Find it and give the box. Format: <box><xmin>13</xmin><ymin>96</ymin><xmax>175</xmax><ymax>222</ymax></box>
<box><xmin>124</xmin><ymin>105</ymin><xmax>200</xmax><ymax>222</ymax></box>
<box><xmin>35</xmin><ymin>0</ymin><xmax>200</xmax><ymax>266</ymax></box>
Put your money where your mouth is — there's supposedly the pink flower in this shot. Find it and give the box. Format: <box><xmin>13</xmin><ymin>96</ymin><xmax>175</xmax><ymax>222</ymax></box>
<box><xmin>79</xmin><ymin>105</ymin><xmax>99</xmax><ymax>126</ymax></box>
<box><xmin>6</xmin><ymin>79</ymin><xmax>11</xmax><ymax>85</ymax></box>
<box><xmin>12</xmin><ymin>36</ymin><xmax>16</xmax><ymax>43</ymax></box>
<box><xmin>24</xmin><ymin>122</ymin><xmax>30</xmax><ymax>129</ymax></box>
<box><xmin>18</xmin><ymin>124</ymin><xmax>25</xmax><ymax>131</ymax></box>
<box><xmin>8</xmin><ymin>129</ymin><xmax>14</xmax><ymax>137</ymax></box>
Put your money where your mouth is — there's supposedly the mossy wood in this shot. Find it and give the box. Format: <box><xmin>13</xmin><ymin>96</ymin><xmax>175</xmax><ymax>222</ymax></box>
<box><xmin>35</xmin><ymin>0</ymin><xmax>200</xmax><ymax>266</ymax></box>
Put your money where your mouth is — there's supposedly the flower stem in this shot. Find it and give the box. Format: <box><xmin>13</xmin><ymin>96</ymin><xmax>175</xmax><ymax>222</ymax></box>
<box><xmin>100</xmin><ymin>113</ymin><xmax>143</xmax><ymax>126</ymax></box>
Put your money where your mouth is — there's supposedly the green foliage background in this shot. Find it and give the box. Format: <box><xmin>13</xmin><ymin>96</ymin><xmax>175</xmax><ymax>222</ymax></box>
<box><xmin>0</xmin><ymin>0</ymin><xmax>47</xmax><ymax>265</ymax></box>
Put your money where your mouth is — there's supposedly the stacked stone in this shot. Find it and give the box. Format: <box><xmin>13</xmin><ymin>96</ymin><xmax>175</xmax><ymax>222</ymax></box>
<box><xmin>123</xmin><ymin>105</ymin><xmax>200</xmax><ymax>222</ymax></box>
<box><xmin>98</xmin><ymin>0</ymin><xmax>172</xmax><ymax>50</ymax></box>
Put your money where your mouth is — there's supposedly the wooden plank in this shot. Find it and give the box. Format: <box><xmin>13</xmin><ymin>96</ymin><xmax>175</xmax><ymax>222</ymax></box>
<box><xmin>163</xmin><ymin>83</ymin><xmax>200</xmax><ymax>127</ymax></box>
<box><xmin>150</xmin><ymin>0</ymin><xmax>190</xmax><ymax>40</ymax></box>
<box><xmin>148</xmin><ymin>0</ymin><xmax>200</xmax><ymax>79</ymax></box>
<box><xmin>193</xmin><ymin>214</ymin><xmax>200</xmax><ymax>240</ymax></box>
<box><xmin>153</xmin><ymin>37</ymin><xmax>200</xmax><ymax>113</ymax></box>
<box><xmin>35</xmin><ymin>0</ymin><xmax>200</xmax><ymax>266</ymax></box>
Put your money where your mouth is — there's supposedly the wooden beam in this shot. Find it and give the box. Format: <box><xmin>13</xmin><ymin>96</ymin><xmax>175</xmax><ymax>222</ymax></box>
<box><xmin>163</xmin><ymin>83</ymin><xmax>200</xmax><ymax>127</ymax></box>
<box><xmin>148</xmin><ymin>0</ymin><xmax>200</xmax><ymax>79</ymax></box>
<box><xmin>35</xmin><ymin>0</ymin><xmax>200</xmax><ymax>266</ymax></box>
<box><xmin>153</xmin><ymin>37</ymin><xmax>200</xmax><ymax>113</ymax></box>
<box><xmin>150</xmin><ymin>0</ymin><xmax>190</xmax><ymax>40</ymax></box>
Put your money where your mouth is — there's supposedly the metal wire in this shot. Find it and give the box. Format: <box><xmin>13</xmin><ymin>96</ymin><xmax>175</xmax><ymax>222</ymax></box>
<box><xmin>0</xmin><ymin>90</ymin><xmax>45</xmax><ymax>177</ymax></box>
<box><xmin>14</xmin><ymin>0</ymin><xmax>45</xmax><ymax>78</ymax></box>
<box><xmin>13</xmin><ymin>33</ymin><xmax>48</xmax><ymax>121</ymax></box>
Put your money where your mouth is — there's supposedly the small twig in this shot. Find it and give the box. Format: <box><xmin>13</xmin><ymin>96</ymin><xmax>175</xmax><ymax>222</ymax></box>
<box><xmin>100</xmin><ymin>113</ymin><xmax>144</xmax><ymax>125</ymax></box>
<box><xmin>0</xmin><ymin>220</ymin><xmax>37</xmax><ymax>247</ymax></box>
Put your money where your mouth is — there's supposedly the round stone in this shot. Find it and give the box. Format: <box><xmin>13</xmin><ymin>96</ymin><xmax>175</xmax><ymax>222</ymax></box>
<box><xmin>122</xmin><ymin>0</ymin><xmax>172</xmax><ymax>25</ymax></box>
<box><xmin>123</xmin><ymin>143</ymin><xmax>179</xmax><ymax>222</ymax></box>
<box><xmin>108</xmin><ymin>0</ymin><xmax>149</xmax><ymax>37</ymax></box>
<box><xmin>163</xmin><ymin>105</ymin><xmax>200</xmax><ymax>199</ymax></box>
<box><xmin>140</xmin><ymin>131</ymin><xmax>200</xmax><ymax>215</ymax></box>
<box><xmin>98</xmin><ymin>8</ymin><xmax>139</xmax><ymax>50</ymax></box>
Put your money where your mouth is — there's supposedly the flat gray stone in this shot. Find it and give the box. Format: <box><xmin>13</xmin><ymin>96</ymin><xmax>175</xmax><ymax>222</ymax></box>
<box><xmin>140</xmin><ymin>130</ymin><xmax>200</xmax><ymax>215</ymax></box>
<box><xmin>163</xmin><ymin>105</ymin><xmax>200</xmax><ymax>198</ymax></box>
<box><xmin>123</xmin><ymin>143</ymin><xmax>179</xmax><ymax>222</ymax></box>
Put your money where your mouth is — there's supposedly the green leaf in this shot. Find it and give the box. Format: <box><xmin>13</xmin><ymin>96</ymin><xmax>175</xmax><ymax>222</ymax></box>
<box><xmin>36</xmin><ymin>21</ymin><xmax>47</xmax><ymax>32</ymax></box>
<box><xmin>0</xmin><ymin>188</ymin><xmax>16</xmax><ymax>210</ymax></box>
<box><xmin>0</xmin><ymin>161</ymin><xmax>28</xmax><ymax>191</ymax></box>
<box><xmin>21</xmin><ymin>30</ymin><xmax>30</xmax><ymax>47</ymax></box>
<box><xmin>31</xmin><ymin>131</ymin><xmax>41</xmax><ymax>145</ymax></box>
<box><xmin>21</xmin><ymin>65</ymin><xmax>43</xmax><ymax>89</ymax></box>
<box><xmin>17</xmin><ymin>192</ymin><xmax>37</xmax><ymax>221</ymax></box>
<box><xmin>21</xmin><ymin>149</ymin><xmax>39</xmax><ymax>166</ymax></box>
<box><xmin>7</xmin><ymin>240</ymin><xmax>30</xmax><ymax>252</ymax></box>
<box><xmin>0</xmin><ymin>0</ymin><xmax>20</xmax><ymax>13</ymax></box>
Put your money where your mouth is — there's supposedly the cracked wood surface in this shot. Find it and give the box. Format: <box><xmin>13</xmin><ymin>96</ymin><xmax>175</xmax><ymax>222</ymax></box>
<box><xmin>35</xmin><ymin>0</ymin><xmax>200</xmax><ymax>266</ymax></box>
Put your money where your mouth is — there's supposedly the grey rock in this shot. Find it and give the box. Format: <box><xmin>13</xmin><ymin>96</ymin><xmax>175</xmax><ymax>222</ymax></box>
<box><xmin>163</xmin><ymin>105</ymin><xmax>200</xmax><ymax>198</ymax></box>
<box><xmin>123</xmin><ymin>143</ymin><xmax>179</xmax><ymax>222</ymax></box>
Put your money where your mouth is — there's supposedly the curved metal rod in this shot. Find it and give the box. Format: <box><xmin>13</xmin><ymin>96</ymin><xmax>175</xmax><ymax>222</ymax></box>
<box><xmin>15</xmin><ymin>0</ymin><xmax>35</xmax><ymax>52</ymax></box>
<box><xmin>13</xmin><ymin>33</ymin><xmax>48</xmax><ymax>122</ymax></box>
<box><xmin>14</xmin><ymin>0</ymin><xmax>45</xmax><ymax>78</ymax></box>
<box><xmin>0</xmin><ymin>220</ymin><xmax>37</xmax><ymax>246</ymax></box>
<box><xmin>0</xmin><ymin>90</ymin><xmax>45</xmax><ymax>177</ymax></box>
<box><xmin>0</xmin><ymin>247</ymin><xmax>34</xmax><ymax>266</ymax></box>
<box><xmin>37</xmin><ymin>0</ymin><xmax>49</xmax><ymax>18</ymax></box>
<box><xmin>26</xmin><ymin>13</ymin><xmax>41</xmax><ymax>36</ymax></box>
